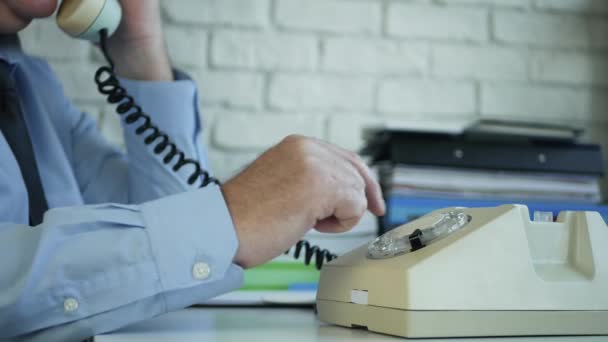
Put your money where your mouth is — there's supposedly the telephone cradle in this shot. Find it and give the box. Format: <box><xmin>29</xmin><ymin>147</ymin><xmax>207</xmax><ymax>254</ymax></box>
<box><xmin>316</xmin><ymin>204</ymin><xmax>608</xmax><ymax>338</ymax></box>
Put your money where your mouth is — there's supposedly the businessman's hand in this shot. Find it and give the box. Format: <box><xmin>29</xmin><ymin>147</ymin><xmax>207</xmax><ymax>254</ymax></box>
<box><xmin>222</xmin><ymin>135</ymin><xmax>385</xmax><ymax>269</ymax></box>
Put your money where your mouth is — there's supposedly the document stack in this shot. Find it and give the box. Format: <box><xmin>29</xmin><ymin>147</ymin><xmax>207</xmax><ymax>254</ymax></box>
<box><xmin>363</xmin><ymin>121</ymin><xmax>607</xmax><ymax>233</ymax></box>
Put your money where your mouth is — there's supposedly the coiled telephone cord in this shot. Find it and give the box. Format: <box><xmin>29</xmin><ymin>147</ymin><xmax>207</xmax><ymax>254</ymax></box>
<box><xmin>95</xmin><ymin>30</ymin><xmax>217</xmax><ymax>187</ymax></box>
<box><xmin>285</xmin><ymin>240</ymin><xmax>337</xmax><ymax>270</ymax></box>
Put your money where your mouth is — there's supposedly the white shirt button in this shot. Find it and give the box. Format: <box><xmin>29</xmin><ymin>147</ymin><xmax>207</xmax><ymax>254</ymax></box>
<box><xmin>192</xmin><ymin>262</ymin><xmax>211</xmax><ymax>280</ymax></box>
<box><xmin>64</xmin><ymin>298</ymin><xmax>79</xmax><ymax>313</ymax></box>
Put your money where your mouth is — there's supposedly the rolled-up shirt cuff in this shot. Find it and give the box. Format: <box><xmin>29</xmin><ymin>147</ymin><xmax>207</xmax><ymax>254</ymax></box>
<box><xmin>140</xmin><ymin>185</ymin><xmax>240</xmax><ymax>293</ymax></box>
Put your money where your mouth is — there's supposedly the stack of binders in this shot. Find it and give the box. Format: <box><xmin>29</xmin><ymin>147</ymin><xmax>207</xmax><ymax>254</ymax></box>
<box><xmin>363</xmin><ymin>124</ymin><xmax>606</xmax><ymax>233</ymax></box>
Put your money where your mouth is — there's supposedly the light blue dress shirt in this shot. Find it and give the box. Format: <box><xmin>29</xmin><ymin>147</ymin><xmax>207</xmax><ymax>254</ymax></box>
<box><xmin>0</xmin><ymin>43</ymin><xmax>243</xmax><ymax>341</ymax></box>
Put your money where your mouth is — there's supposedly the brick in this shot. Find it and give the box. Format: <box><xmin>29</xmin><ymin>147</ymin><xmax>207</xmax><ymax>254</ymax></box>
<box><xmin>481</xmin><ymin>84</ymin><xmax>586</xmax><ymax>120</ymax></box>
<box><xmin>19</xmin><ymin>19</ymin><xmax>90</xmax><ymax>61</ymax></box>
<box><xmin>531</xmin><ymin>52</ymin><xmax>608</xmax><ymax>86</ymax></box>
<box><xmin>212</xmin><ymin>112</ymin><xmax>325</xmax><ymax>150</ymax></box>
<box><xmin>387</xmin><ymin>4</ymin><xmax>488</xmax><ymax>41</ymax></box>
<box><xmin>327</xmin><ymin>115</ymin><xmax>383</xmax><ymax>151</ymax></box>
<box><xmin>383</xmin><ymin>115</ymin><xmax>473</xmax><ymax>133</ymax></box>
<box><xmin>322</xmin><ymin>38</ymin><xmax>428</xmax><ymax>75</ymax></box>
<box><xmin>433</xmin><ymin>45</ymin><xmax>527</xmax><ymax>81</ymax></box>
<box><xmin>494</xmin><ymin>12</ymin><xmax>590</xmax><ymax>48</ymax></box>
<box><xmin>534</xmin><ymin>0</ymin><xmax>608</xmax><ymax>13</ymax></box>
<box><xmin>162</xmin><ymin>0</ymin><xmax>269</xmax><ymax>27</ymax></box>
<box><xmin>437</xmin><ymin>0</ymin><xmax>529</xmax><ymax>8</ymax></box>
<box><xmin>164</xmin><ymin>26</ymin><xmax>207</xmax><ymax>68</ymax></box>
<box><xmin>194</xmin><ymin>70</ymin><xmax>264</xmax><ymax>109</ymax></box>
<box><xmin>591</xmin><ymin>19</ymin><xmax>608</xmax><ymax>49</ymax></box>
<box><xmin>378</xmin><ymin>80</ymin><xmax>476</xmax><ymax>115</ymax></box>
<box><xmin>583</xmin><ymin>90</ymin><xmax>608</xmax><ymax>122</ymax></box>
<box><xmin>211</xmin><ymin>31</ymin><xmax>318</xmax><ymax>71</ymax></box>
<box><xmin>269</xmin><ymin>75</ymin><xmax>374</xmax><ymax>111</ymax></box>
<box><xmin>275</xmin><ymin>0</ymin><xmax>381</xmax><ymax>34</ymax></box>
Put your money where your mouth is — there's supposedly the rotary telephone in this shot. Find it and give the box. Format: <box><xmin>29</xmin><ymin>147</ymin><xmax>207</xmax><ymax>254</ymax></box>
<box><xmin>56</xmin><ymin>0</ymin><xmax>335</xmax><ymax>268</ymax></box>
<box><xmin>317</xmin><ymin>205</ymin><xmax>608</xmax><ymax>338</ymax></box>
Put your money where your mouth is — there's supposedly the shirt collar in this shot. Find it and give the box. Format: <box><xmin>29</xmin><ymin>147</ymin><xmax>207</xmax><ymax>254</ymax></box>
<box><xmin>0</xmin><ymin>34</ymin><xmax>23</xmax><ymax>64</ymax></box>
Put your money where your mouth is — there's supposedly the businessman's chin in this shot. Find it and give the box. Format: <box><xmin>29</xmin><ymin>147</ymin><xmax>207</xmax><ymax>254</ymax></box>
<box><xmin>0</xmin><ymin>4</ymin><xmax>31</xmax><ymax>33</ymax></box>
<box><xmin>0</xmin><ymin>0</ymin><xmax>59</xmax><ymax>34</ymax></box>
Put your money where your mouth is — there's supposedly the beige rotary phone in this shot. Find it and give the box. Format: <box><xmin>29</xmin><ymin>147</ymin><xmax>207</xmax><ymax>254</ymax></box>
<box><xmin>317</xmin><ymin>205</ymin><xmax>608</xmax><ymax>338</ymax></box>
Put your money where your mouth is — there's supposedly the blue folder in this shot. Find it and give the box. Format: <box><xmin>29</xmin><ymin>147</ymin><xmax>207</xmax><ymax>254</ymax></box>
<box><xmin>386</xmin><ymin>195</ymin><xmax>608</xmax><ymax>229</ymax></box>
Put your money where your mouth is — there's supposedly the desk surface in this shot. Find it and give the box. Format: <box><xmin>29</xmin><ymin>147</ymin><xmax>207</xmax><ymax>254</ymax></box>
<box><xmin>95</xmin><ymin>307</ymin><xmax>607</xmax><ymax>342</ymax></box>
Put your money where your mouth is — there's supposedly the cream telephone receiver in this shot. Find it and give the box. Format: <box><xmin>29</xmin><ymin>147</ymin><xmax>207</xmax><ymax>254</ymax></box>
<box><xmin>57</xmin><ymin>0</ymin><xmax>121</xmax><ymax>41</ymax></box>
<box><xmin>317</xmin><ymin>205</ymin><xmax>608</xmax><ymax>338</ymax></box>
<box><xmin>55</xmin><ymin>0</ymin><xmax>335</xmax><ymax>269</ymax></box>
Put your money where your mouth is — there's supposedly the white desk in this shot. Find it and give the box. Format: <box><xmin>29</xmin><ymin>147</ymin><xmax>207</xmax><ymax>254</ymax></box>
<box><xmin>95</xmin><ymin>307</ymin><xmax>607</xmax><ymax>342</ymax></box>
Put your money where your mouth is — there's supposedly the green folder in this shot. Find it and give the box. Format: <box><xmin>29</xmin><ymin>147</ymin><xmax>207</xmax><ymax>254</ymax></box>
<box><xmin>241</xmin><ymin>261</ymin><xmax>320</xmax><ymax>291</ymax></box>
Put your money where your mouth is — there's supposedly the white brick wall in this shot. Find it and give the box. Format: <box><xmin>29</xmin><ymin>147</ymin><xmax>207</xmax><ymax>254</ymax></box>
<box><xmin>480</xmin><ymin>84</ymin><xmax>588</xmax><ymax>120</ymax></box>
<box><xmin>530</xmin><ymin>51</ymin><xmax>608</xmax><ymax>86</ymax></box>
<box><xmin>269</xmin><ymin>74</ymin><xmax>374</xmax><ymax>111</ymax></box>
<box><xmin>212</xmin><ymin>111</ymin><xmax>325</xmax><ymax>149</ymax></box>
<box><xmin>432</xmin><ymin>45</ymin><xmax>527</xmax><ymax>81</ymax></box>
<box><xmin>163</xmin><ymin>0</ymin><xmax>269</xmax><ymax>27</ymax></box>
<box><xmin>388</xmin><ymin>4</ymin><xmax>488</xmax><ymax>41</ymax></box>
<box><xmin>534</xmin><ymin>0</ymin><xmax>608</xmax><ymax>13</ymax></box>
<box><xmin>322</xmin><ymin>38</ymin><xmax>428</xmax><ymax>75</ymax></box>
<box><xmin>17</xmin><ymin>0</ymin><xmax>608</xmax><ymax>180</ymax></box>
<box><xmin>276</xmin><ymin>0</ymin><xmax>382</xmax><ymax>34</ymax></box>
<box><xmin>195</xmin><ymin>70</ymin><xmax>264</xmax><ymax>109</ymax></box>
<box><xmin>379</xmin><ymin>80</ymin><xmax>476</xmax><ymax>115</ymax></box>
<box><xmin>211</xmin><ymin>31</ymin><xmax>318</xmax><ymax>71</ymax></box>
<box><xmin>494</xmin><ymin>12</ymin><xmax>591</xmax><ymax>48</ymax></box>
<box><xmin>164</xmin><ymin>26</ymin><xmax>207</xmax><ymax>67</ymax></box>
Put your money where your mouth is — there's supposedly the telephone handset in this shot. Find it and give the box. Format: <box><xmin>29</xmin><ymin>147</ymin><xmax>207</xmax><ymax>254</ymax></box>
<box><xmin>57</xmin><ymin>0</ymin><xmax>121</xmax><ymax>42</ymax></box>
<box><xmin>56</xmin><ymin>0</ymin><xmax>336</xmax><ymax>269</ymax></box>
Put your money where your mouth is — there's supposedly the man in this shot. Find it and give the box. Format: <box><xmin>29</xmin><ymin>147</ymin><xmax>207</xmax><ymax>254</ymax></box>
<box><xmin>0</xmin><ymin>0</ymin><xmax>385</xmax><ymax>340</ymax></box>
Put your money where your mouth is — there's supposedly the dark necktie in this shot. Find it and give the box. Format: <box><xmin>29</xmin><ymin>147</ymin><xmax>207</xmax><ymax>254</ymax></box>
<box><xmin>0</xmin><ymin>39</ymin><xmax>49</xmax><ymax>225</ymax></box>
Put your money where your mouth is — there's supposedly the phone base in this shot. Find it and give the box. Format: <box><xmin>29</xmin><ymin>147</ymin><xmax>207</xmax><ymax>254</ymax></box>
<box><xmin>316</xmin><ymin>205</ymin><xmax>608</xmax><ymax>338</ymax></box>
<box><xmin>317</xmin><ymin>299</ymin><xmax>608</xmax><ymax>338</ymax></box>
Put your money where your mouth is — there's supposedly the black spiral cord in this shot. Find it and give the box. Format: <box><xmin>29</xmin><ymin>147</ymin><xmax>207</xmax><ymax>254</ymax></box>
<box><xmin>96</xmin><ymin>29</ymin><xmax>218</xmax><ymax>187</ymax></box>
<box><xmin>95</xmin><ymin>30</ymin><xmax>337</xmax><ymax>270</ymax></box>
<box><xmin>285</xmin><ymin>241</ymin><xmax>337</xmax><ymax>270</ymax></box>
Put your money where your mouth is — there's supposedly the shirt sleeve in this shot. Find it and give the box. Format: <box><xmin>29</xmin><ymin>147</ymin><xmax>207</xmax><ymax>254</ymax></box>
<box><xmin>0</xmin><ymin>59</ymin><xmax>244</xmax><ymax>341</ymax></box>
<box><xmin>118</xmin><ymin>70</ymin><xmax>213</xmax><ymax>203</ymax></box>
<box><xmin>0</xmin><ymin>186</ymin><xmax>243</xmax><ymax>340</ymax></box>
